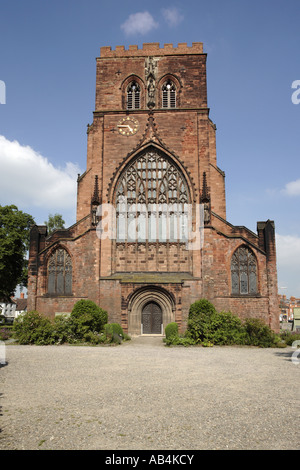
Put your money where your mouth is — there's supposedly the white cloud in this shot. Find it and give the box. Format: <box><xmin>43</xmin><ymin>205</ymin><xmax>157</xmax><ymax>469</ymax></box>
<box><xmin>276</xmin><ymin>233</ymin><xmax>300</xmax><ymax>296</ymax></box>
<box><xmin>0</xmin><ymin>135</ymin><xmax>81</xmax><ymax>213</ymax></box>
<box><xmin>276</xmin><ymin>234</ymin><xmax>300</xmax><ymax>267</ymax></box>
<box><xmin>162</xmin><ymin>7</ymin><xmax>184</xmax><ymax>27</ymax></box>
<box><xmin>282</xmin><ymin>178</ymin><xmax>300</xmax><ymax>196</ymax></box>
<box><xmin>121</xmin><ymin>11</ymin><xmax>159</xmax><ymax>35</ymax></box>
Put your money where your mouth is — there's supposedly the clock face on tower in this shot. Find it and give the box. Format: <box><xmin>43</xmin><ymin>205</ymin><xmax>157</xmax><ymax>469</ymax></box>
<box><xmin>117</xmin><ymin>116</ymin><xmax>139</xmax><ymax>136</ymax></box>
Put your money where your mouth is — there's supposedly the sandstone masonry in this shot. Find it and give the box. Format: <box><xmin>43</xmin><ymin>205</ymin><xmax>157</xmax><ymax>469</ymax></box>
<box><xmin>28</xmin><ymin>42</ymin><xmax>280</xmax><ymax>334</ymax></box>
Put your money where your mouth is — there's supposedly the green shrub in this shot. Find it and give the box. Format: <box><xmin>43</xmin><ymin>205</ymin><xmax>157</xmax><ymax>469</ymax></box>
<box><xmin>83</xmin><ymin>330</ymin><xmax>105</xmax><ymax>344</ymax></box>
<box><xmin>186</xmin><ymin>299</ymin><xmax>279</xmax><ymax>347</ymax></box>
<box><xmin>280</xmin><ymin>330</ymin><xmax>300</xmax><ymax>346</ymax></box>
<box><xmin>52</xmin><ymin>314</ymin><xmax>76</xmax><ymax>344</ymax></box>
<box><xmin>164</xmin><ymin>322</ymin><xmax>195</xmax><ymax>346</ymax></box>
<box><xmin>12</xmin><ymin>302</ymin><xmax>109</xmax><ymax>346</ymax></box>
<box><xmin>166</xmin><ymin>335</ymin><xmax>195</xmax><ymax>346</ymax></box>
<box><xmin>209</xmin><ymin>311</ymin><xmax>246</xmax><ymax>345</ymax></box>
<box><xmin>0</xmin><ymin>327</ymin><xmax>13</xmax><ymax>341</ymax></box>
<box><xmin>243</xmin><ymin>318</ymin><xmax>277</xmax><ymax>348</ymax></box>
<box><xmin>13</xmin><ymin>311</ymin><xmax>55</xmax><ymax>345</ymax></box>
<box><xmin>11</xmin><ymin>303</ymin><xmax>130</xmax><ymax>347</ymax></box>
<box><xmin>188</xmin><ymin>299</ymin><xmax>216</xmax><ymax>320</ymax></box>
<box><xmin>70</xmin><ymin>300</ymin><xmax>108</xmax><ymax>339</ymax></box>
<box><xmin>187</xmin><ymin>299</ymin><xmax>217</xmax><ymax>344</ymax></box>
<box><xmin>186</xmin><ymin>310</ymin><xmax>245</xmax><ymax>345</ymax></box>
<box><xmin>104</xmin><ymin>323</ymin><xmax>124</xmax><ymax>343</ymax></box>
<box><xmin>166</xmin><ymin>299</ymin><xmax>283</xmax><ymax>348</ymax></box>
<box><xmin>165</xmin><ymin>322</ymin><xmax>178</xmax><ymax>339</ymax></box>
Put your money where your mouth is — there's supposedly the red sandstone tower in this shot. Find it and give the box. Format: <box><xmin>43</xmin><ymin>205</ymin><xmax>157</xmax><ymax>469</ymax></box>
<box><xmin>28</xmin><ymin>42</ymin><xmax>280</xmax><ymax>334</ymax></box>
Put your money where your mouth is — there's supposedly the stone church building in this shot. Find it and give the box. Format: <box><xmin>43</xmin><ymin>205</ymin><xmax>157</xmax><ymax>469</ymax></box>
<box><xmin>28</xmin><ymin>42</ymin><xmax>279</xmax><ymax>334</ymax></box>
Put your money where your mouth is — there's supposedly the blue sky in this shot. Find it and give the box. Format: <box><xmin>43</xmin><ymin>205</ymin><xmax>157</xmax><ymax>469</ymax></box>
<box><xmin>0</xmin><ymin>0</ymin><xmax>299</xmax><ymax>297</ymax></box>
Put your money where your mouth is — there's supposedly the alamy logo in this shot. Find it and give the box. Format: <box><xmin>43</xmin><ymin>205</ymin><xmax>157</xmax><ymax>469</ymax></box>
<box><xmin>0</xmin><ymin>341</ymin><xmax>6</xmax><ymax>365</ymax></box>
<box><xmin>291</xmin><ymin>80</ymin><xmax>300</xmax><ymax>105</ymax></box>
<box><xmin>291</xmin><ymin>340</ymin><xmax>300</xmax><ymax>365</ymax></box>
<box><xmin>0</xmin><ymin>80</ymin><xmax>6</xmax><ymax>104</ymax></box>
<box><xmin>95</xmin><ymin>199</ymin><xmax>206</xmax><ymax>251</ymax></box>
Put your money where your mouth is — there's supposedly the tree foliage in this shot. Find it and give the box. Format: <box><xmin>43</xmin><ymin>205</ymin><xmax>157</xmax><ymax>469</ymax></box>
<box><xmin>0</xmin><ymin>205</ymin><xmax>35</xmax><ymax>300</ymax></box>
<box><xmin>44</xmin><ymin>213</ymin><xmax>65</xmax><ymax>235</ymax></box>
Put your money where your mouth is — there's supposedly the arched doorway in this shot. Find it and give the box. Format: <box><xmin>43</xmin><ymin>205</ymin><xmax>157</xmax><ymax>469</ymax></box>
<box><xmin>142</xmin><ymin>301</ymin><xmax>162</xmax><ymax>334</ymax></box>
<box><xmin>127</xmin><ymin>286</ymin><xmax>175</xmax><ymax>336</ymax></box>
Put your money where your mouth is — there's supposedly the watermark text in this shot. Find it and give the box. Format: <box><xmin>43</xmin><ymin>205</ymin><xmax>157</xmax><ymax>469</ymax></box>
<box><xmin>291</xmin><ymin>80</ymin><xmax>300</xmax><ymax>105</ymax></box>
<box><xmin>0</xmin><ymin>80</ymin><xmax>6</xmax><ymax>104</ymax></box>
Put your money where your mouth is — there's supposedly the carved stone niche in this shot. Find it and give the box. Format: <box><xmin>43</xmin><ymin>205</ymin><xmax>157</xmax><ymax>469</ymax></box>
<box><xmin>145</xmin><ymin>57</ymin><xmax>158</xmax><ymax>109</ymax></box>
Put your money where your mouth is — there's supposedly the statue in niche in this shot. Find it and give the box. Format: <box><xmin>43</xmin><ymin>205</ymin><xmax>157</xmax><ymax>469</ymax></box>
<box><xmin>147</xmin><ymin>77</ymin><xmax>155</xmax><ymax>108</ymax></box>
<box><xmin>203</xmin><ymin>201</ymin><xmax>210</xmax><ymax>224</ymax></box>
<box><xmin>145</xmin><ymin>57</ymin><xmax>158</xmax><ymax>109</ymax></box>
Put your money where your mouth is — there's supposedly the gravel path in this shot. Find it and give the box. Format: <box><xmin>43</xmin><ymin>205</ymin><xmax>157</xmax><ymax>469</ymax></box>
<box><xmin>0</xmin><ymin>337</ymin><xmax>299</xmax><ymax>450</ymax></box>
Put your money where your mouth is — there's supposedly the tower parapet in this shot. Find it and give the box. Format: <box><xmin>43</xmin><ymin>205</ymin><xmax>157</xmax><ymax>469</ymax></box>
<box><xmin>99</xmin><ymin>42</ymin><xmax>204</xmax><ymax>58</ymax></box>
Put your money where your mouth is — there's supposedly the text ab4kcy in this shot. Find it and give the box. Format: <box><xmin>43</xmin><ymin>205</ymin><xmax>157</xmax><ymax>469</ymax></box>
<box><xmin>105</xmin><ymin>454</ymin><xmax>195</xmax><ymax>466</ymax></box>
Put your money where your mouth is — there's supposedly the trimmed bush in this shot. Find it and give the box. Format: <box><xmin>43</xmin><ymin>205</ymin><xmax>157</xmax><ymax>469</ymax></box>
<box><xmin>165</xmin><ymin>322</ymin><xmax>178</xmax><ymax>339</ymax></box>
<box><xmin>164</xmin><ymin>322</ymin><xmax>194</xmax><ymax>346</ymax></box>
<box><xmin>187</xmin><ymin>299</ymin><xmax>218</xmax><ymax>344</ymax></box>
<box><xmin>188</xmin><ymin>299</ymin><xmax>216</xmax><ymax>320</ymax></box>
<box><xmin>70</xmin><ymin>300</ymin><xmax>108</xmax><ymax>339</ymax></box>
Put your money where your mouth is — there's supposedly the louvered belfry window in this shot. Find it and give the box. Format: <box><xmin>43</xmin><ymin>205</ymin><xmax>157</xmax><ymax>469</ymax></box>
<box><xmin>115</xmin><ymin>149</ymin><xmax>189</xmax><ymax>243</ymax></box>
<box><xmin>231</xmin><ymin>246</ymin><xmax>257</xmax><ymax>295</ymax></box>
<box><xmin>127</xmin><ymin>81</ymin><xmax>140</xmax><ymax>109</ymax></box>
<box><xmin>47</xmin><ymin>248</ymin><xmax>72</xmax><ymax>295</ymax></box>
<box><xmin>162</xmin><ymin>80</ymin><xmax>176</xmax><ymax>108</ymax></box>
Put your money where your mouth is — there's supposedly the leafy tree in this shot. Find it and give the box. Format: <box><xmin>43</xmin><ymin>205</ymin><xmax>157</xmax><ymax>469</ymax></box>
<box><xmin>44</xmin><ymin>213</ymin><xmax>65</xmax><ymax>235</ymax></box>
<box><xmin>0</xmin><ymin>205</ymin><xmax>35</xmax><ymax>300</ymax></box>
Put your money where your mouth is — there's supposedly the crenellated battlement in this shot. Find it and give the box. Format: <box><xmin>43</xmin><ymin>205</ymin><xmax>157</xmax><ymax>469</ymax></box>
<box><xmin>99</xmin><ymin>42</ymin><xmax>204</xmax><ymax>58</ymax></box>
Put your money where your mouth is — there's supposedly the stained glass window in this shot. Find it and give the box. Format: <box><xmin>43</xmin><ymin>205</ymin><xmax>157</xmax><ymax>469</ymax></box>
<box><xmin>47</xmin><ymin>248</ymin><xmax>72</xmax><ymax>295</ymax></box>
<box><xmin>231</xmin><ymin>246</ymin><xmax>257</xmax><ymax>295</ymax></box>
<box><xmin>115</xmin><ymin>149</ymin><xmax>189</xmax><ymax>242</ymax></box>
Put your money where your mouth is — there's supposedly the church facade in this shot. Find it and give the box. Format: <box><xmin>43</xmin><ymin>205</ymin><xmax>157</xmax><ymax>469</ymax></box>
<box><xmin>28</xmin><ymin>42</ymin><xmax>280</xmax><ymax>334</ymax></box>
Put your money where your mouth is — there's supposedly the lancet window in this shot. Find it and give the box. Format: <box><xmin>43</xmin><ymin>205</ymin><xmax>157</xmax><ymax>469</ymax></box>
<box><xmin>231</xmin><ymin>246</ymin><xmax>257</xmax><ymax>295</ymax></box>
<box><xmin>47</xmin><ymin>248</ymin><xmax>72</xmax><ymax>295</ymax></box>
<box><xmin>127</xmin><ymin>81</ymin><xmax>140</xmax><ymax>110</ymax></box>
<box><xmin>162</xmin><ymin>80</ymin><xmax>176</xmax><ymax>108</ymax></box>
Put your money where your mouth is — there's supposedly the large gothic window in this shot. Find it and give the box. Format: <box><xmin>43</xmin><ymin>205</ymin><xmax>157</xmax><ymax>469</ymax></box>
<box><xmin>127</xmin><ymin>81</ymin><xmax>140</xmax><ymax>110</ymax></box>
<box><xmin>231</xmin><ymin>246</ymin><xmax>257</xmax><ymax>295</ymax></box>
<box><xmin>162</xmin><ymin>80</ymin><xmax>176</xmax><ymax>108</ymax></box>
<box><xmin>47</xmin><ymin>248</ymin><xmax>72</xmax><ymax>295</ymax></box>
<box><xmin>115</xmin><ymin>149</ymin><xmax>189</xmax><ymax>243</ymax></box>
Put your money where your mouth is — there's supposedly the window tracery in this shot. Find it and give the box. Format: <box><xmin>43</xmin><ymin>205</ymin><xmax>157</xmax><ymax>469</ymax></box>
<box><xmin>115</xmin><ymin>150</ymin><xmax>189</xmax><ymax>242</ymax></box>
<box><xmin>231</xmin><ymin>246</ymin><xmax>257</xmax><ymax>295</ymax></box>
<box><xmin>47</xmin><ymin>248</ymin><xmax>72</xmax><ymax>295</ymax></box>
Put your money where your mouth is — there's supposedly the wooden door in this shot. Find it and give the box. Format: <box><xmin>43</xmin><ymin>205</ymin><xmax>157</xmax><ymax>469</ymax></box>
<box><xmin>142</xmin><ymin>302</ymin><xmax>162</xmax><ymax>334</ymax></box>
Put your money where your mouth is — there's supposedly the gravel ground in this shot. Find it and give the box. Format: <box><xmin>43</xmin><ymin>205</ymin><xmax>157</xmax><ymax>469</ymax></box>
<box><xmin>0</xmin><ymin>336</ymin><xmax>299</xmax><ymax>450</ymax></box>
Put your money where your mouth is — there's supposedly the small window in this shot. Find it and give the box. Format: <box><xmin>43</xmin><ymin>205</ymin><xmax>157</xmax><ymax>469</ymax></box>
<box><xmin>162</xmin><ymin>80</ymin><xmax>176</xmax><ymax>108</ymax></box>
<box><xmin>231</xmin><ymin>246</ymin><xmax>257</xmax><ymax>295</ymax></box>
<box><xmin>47</xmin><ymin>248</ymin><xmax>72</xmax><ymax>295</ymax></box>
<box><xmin>127</xmin><ymin>81</ymin><xmax>140</xmax><ymax>110</ymax></box>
